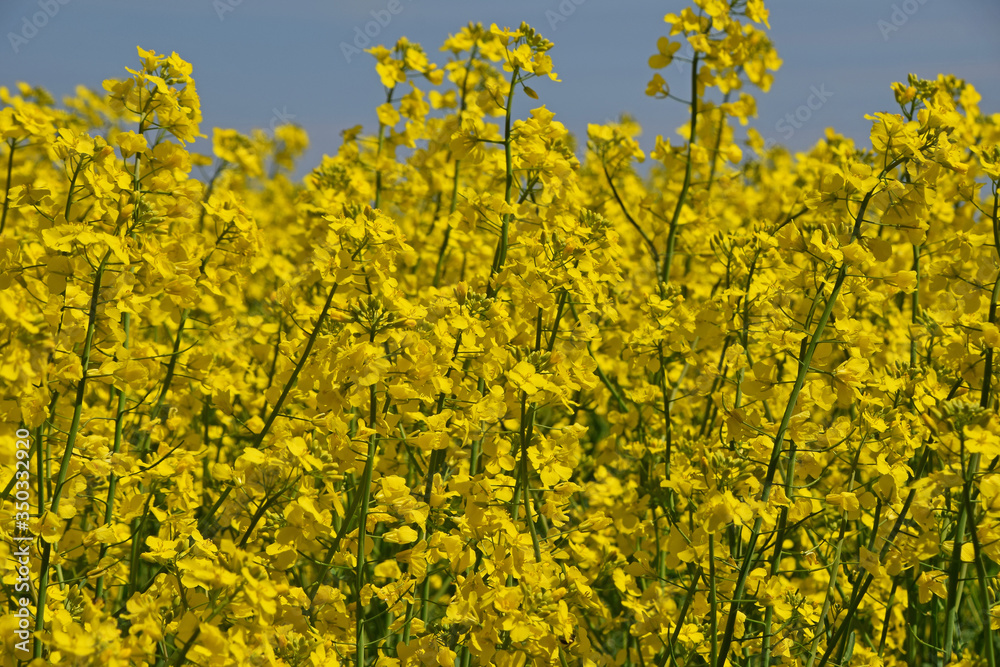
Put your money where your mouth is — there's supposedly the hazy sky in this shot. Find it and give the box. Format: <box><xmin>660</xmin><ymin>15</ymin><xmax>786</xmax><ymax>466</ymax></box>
<box><xmin>2</xmin><ymin>0</ymin><xmax>998</xmax><ymax>178</ymax></box>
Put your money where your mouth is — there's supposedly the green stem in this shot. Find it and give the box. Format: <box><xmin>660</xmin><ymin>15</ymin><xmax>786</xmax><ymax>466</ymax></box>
<box><xmin>134</xmin><ymin>310</ymin><xmax>187</xmax><ymax>458</ymax></box>
<box><xmin>942</xmin><ymin>475</ymin><xmax>971</xmax><ymax>664</ymax></box>
<box><xmin>815</xmin><ymin>486</ymin><xmax>918</xmax><ymax>667</ymax></box>
<box><xmin>657</xmin><ymin>343</ymin><xmax>672</xmax><ymax>479</ymax></box>
<box><xmin>486</xmin><ymin>65</ymin><xmax>519</xmax><ymax>300</ymax></box>
<box><xmin>717</xmin><ymin>174</ymin><xmax>900</xmax><ymax>667</ymax></box>
<box><xmin>547</xmin><ymin>289</ymin><xmax>570</xmax><ymax>353</ymax></box>
<box><xmin>356</xmin><ymin>384</ymin><xmax>380</xmax><ymax>667</ymax></box>
<box><xmin>603</xmin><ymin>162</ymin><xmax>661</xmax><ymax>279</ymax></box>
<box><xmin>955</xmin><ymin>191</ymin><xmax>999</xmax><ymax>665</ymax></box>
<box><xmin>805</xmin><ymin>519</ymin><xmax>846</xmax><ymax>667</ymax></box>
<box><xmin>705</xmin><ymin>95</ymin><xmax>730</xmax><ymax>193</ymax></box>
<box><xmin>962</xmin><ymin>471</ymin><xmax>996</xmax><ymax>667</ymax></box>
<box><xmin>95</xmin><ymin>309</ymin><xmax>131</xmax><ymax>601</ymax></box>
<box><xmin>167</xmin><ymin>627</ymin><xmax>201</xmax><ymax>667</ymax></box>
<box><xmin>50</xmin><ymin>249</ymin><xmax>111</xmax><ymax>516</ymax></box>
<box><xmin>374</xmin><ymin>88</ymin><xmax>395</xmax><ymax>211</ymax></box>
<box><xmin>980</xmin><ymin>189</ymin><xmax>999</xmax><ymax>411</ymax></box>
<box><xmin>518</xmin><ymin>396</ymin><xmax>541</xmax><ymax>562</ymax></box>
<box><xmin>35</xmin><ymin>243</ymin><xmax>109</xmax><ymax>661</ymax></box>
<box><xmin>763</xmin><ymin>443</ymin><xmax>797</xmax><ymax>667</ymax></box>
<box><xmin>432</xmin><ymin>47</ymin><xmax>477</xmax><ymax>288</ymax></box>
<box><xmin>662</xmin><ymin>53</ymin><xmax>699</xmax><ymax>284</ymax></box>
<box><xmin>709</xmin><ymin>535</ymin><xmax>718</xmax><ymax>667</ymax></box>
<box><xmin>909</xmin><ymin>243</ymin><xmax>922</xmax><ymax>367</ymax></box>
<box><xmin>655</xmin><ymin>568</ymin><xmax>701</xmax><ymax>667</ymax></box>
<box><xmin>64</xmin><ymin>154</ymin><xmax>85</xmax><ymax>223</ymax></box>
<box><xmin>35</xmin><ymin>421</ymin><xmax>45</xmax><ymax>519</ymax></box>
<box><xmin>0</xmin><ymin>138</ymin><xmax>15</xmax><ymax>236</ymax></box>
<box><xmin>196</xmin><ymin>281</ymin><xmax>339</xmax><ymax>537</ymax></box>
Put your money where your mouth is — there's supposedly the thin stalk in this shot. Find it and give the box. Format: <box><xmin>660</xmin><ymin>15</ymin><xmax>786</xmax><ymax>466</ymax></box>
<box><xmin>95</xmin><ymin>309</ymin><xmax>131</xmax><ymax>600</ymax></box>
<box><xmin>356</xmin><ymin>384</ymin><xmax>380</xmax><ymax>667</ymax></box>
<box><xmin>717</xmin><ymin>174</ymin><xmax>901</xmax><ymax>667</ymax></box>
<box><xmin>238</xmin><ymin>474</ymin><xmax>299</xmax><ymax>548</ymax></box>
<box><xmin>167</xmin><ymin>628</ymin><xmax>201</xmax><ymax>667</ymax></box>
<box><xmin>956</xmin><ymin>192</ymin><xmax>999</xmax><ymax>665</ymax></box>
<box><xmin>662</xmin><ymin>53</ymin><xmax>699</xmax><ymax>284</ymax></box>
<box><xmin>34</xmin><ymin>243</ymin><xmax>108</xmax><ymax>661</ymax></box>
<box><xmin>307</xmin><ymin>473</ymin><xmax>366</xmax><ymax>608</ymax></box>
<box><xmin>373</xmin><ymin>88</ymin><xmax>395</xmax><ymax>211</ymax></box>
<box><xmin>762</xmin><ymin>443</ymin><xmax>797</xmax><ymax>667</ymax></box>
<box><xmin>49</xmin><ymin>250</ymin><xmax>110</xmax><ymax>513</ymax></box>
<box><xmin>981</xmin><ymin>188</ymin><xmax>999</xmax><ymax>411</ymax></box>
<box><xmin>734</xmin><ymin>253</ymin><xmax>761</xmax><ymax>411</ymax></box>
<box><xmin>547</xmin><ymin>289</ymin><xmax>569</xmax><ymax>352</ymax></box>
<box><xmin>196</xmin><ymin>281</ymin><xmax>339</xmax><ymax>537</ymax></box>
<box><xmin>34</xmin><ymin>419</ymin><xmax>44</xmax><ymax>502</ymax></box>
<box><xmin>962</xmin><ymin>475</ymin><xmax>996</xmax><ymax>667</ymax></box>
<box><xmin>705</xmin><ymin>96</ymin><xmax>730</xmax><ymax>193</ymax></box>
<box><xmin>133</xmin><ymin>310</ymin><xmax>187</xmax><ymax>457</ymax></box>
<box><xmin>432</xmin><ymin>160</ymin><xmax>462</xmax><ymax>289</ymax></box>
<box><xmin>815</xmin><ymin>487</ymin><xmax>918</xmax><ymax>667</ymax></box>
<box><xmin>592</xmin><ymin>351</ymin><xmax>627</xmax><ymax>411</ymax></box>
<box><xmin>805</xmin><ymin>519</ymin><xmax>847</xmax><ymax>667</ymax></box>
<box><xmin>63</xmin><ymin>154</ymin><xmax>85</xmax><ymax>223</ymax></box>
<box><xmin>877</xmin><ymin>580</ymin><xmax>899</xmax><ymax>657</ymax></box>
<box><xmin>0</xmin><ymin>138</ymin><xmax>15</xmax><ymax>235</ymax></box>
<box><xmin>602</xmin><ymin>161</ymin><xmax>661</xmax><ymax>280</ymax></box>
<box><xmin>432</xmin><ymin>46</ymin><xmax>477</xmax><ymax>288</ymax></box>
<box><xmin>655</xmin><ymin>568</ymin><xmax>702</xmax><ymax>667</ymax></box>
<box><xmin>909</xmin><ymin>243</ymin><xmax>922</xmax><ymax>367</ymax></box>
<box><xmin>805</xmin><ymin>439</ymin><xmax>879</xmax><ymax>667</ymax></box>
<box><xmin>519</xmin><ymin>397</ymin><xmax>542</xmax><ymax>562</ymax></box>
<box><xmin>486</xmin><ymin>65</ymin><xmax>519</xmax><ymax>299</ymax></box>
<box><xmin>709</xmin><ymin>535</ymin><xmax>718</xmax><ymax>667</ymax></box>
<box><xmin>401</xmin><ymin>333</ymin><xmax>465</xmax><ymax>635</ymax></box>
<box><xmin>942</xmin><ymin>473</ymin><xmax>971</xmax><ymax>664</ymax></box>
<box><xmin>657</xmin><ymin>343</ymin><xmax>672</xmax><ymax>478</ymax></box>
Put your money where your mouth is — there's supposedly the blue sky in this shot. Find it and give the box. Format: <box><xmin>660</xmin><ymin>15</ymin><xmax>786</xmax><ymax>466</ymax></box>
<box><xmin>2</xmin><ymin>0</ymin><xmax>998</xmax><ymax>179</ymax></box>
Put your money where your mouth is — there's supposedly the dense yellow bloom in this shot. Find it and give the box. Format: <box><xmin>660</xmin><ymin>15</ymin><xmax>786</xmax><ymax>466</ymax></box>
<box><xmin>1</xmin><ymin>7</ymin><xmax>999</xmax><ymax>667</ymax></box>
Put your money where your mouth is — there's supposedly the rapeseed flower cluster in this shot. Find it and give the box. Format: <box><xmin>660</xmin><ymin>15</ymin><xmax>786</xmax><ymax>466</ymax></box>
<box><xmin>1</xmin><ymin>3</ymin><xmax>999</xmax><ymax>666</ymax></box>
